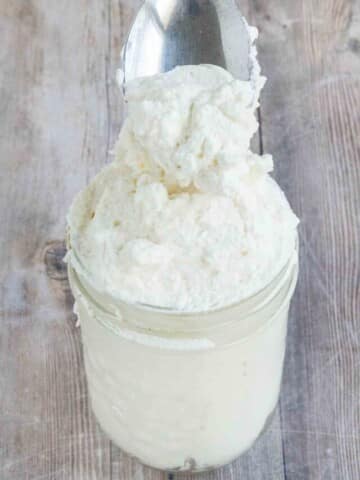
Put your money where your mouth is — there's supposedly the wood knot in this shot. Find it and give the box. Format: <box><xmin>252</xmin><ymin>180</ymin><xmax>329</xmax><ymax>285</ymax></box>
<box><xmin>44</xmin><ymin>241</ymin><xmax>68</xmax><ymax>281</ymax></box>
<box><xmin>349</xmin><ymin>38</ymin><xmax>360</xmax><ymax>54</ymax></box>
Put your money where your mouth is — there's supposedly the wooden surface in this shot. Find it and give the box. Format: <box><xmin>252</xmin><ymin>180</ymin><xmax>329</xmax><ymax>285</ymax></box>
<box><xmin>0</xmin><ymin>0</ymin><xmax>359</xmax><ymax>478</ymax></box>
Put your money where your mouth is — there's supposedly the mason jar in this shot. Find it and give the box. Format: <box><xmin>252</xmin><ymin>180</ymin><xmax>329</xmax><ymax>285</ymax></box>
<box><xmin>68</xmin><ymin>241</ymin><xmax>298</xmax><ymax>473</ymax></box>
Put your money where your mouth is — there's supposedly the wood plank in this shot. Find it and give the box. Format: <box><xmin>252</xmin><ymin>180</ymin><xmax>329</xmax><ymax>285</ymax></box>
<box><xmin>0</xmin><ymin>0</ymin><xmax>163</xmax><ymax>479</ymax></box>
<box><xmin>250</xmin><ymin>0</ymin><xmax>360</xmax><ymax>478</ymax></box>
<box><xmin>0</xmin><ymin>0</ymin><xmax>112</xmax><ymax>477</ymax></box>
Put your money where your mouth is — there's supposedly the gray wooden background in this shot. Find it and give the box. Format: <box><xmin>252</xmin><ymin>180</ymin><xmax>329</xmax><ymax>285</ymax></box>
<box><xmin>1</xmin><ymin>0</ymin><xmax>359</xmax><ymax>479</ymax></box>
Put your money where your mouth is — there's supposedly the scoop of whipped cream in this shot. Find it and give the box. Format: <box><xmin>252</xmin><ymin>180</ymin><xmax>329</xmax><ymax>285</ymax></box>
<box><xmin>67</xmin><ymin>62</ymin><xmax>298</xmax><ymax>312</ymax></box>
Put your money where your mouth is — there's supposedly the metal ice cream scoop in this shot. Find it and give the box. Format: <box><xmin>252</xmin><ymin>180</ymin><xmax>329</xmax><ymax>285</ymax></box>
<box><xmin>120</xmin><ymin>0</ymin><xmax>254</xmax><ymax>89</ymax></box>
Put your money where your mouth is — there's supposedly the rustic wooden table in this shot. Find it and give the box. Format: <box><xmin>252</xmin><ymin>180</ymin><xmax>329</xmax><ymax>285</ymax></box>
<box><xmin>1</xmin><ymin>1</ymin><xmax>360</xmax><ymax>479</ymax></box>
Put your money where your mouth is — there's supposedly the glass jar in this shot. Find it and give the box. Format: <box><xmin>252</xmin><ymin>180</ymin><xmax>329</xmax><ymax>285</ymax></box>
<box><xmin>68</xmin><ymin>243</ymin><xmax>298</xmax><ymax>473</ymax></box>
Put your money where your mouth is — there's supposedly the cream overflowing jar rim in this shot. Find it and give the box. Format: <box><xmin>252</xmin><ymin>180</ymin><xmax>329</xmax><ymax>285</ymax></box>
<box><xmin>68</xmin><ymin>235</ymin><xmax>299</xmax><ymax>347</ymax></box>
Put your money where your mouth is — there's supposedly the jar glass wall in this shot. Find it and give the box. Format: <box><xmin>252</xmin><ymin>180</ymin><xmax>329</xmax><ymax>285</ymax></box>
<box><xmin>68</xmin><ymin>245</ymin><xmax>298</xmax><ymax>473</ymax></box>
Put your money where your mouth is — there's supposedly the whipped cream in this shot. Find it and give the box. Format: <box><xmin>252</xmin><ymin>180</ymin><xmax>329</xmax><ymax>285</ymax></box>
<box><xmin>67</xmin><ymin>64</ymin><xmax>298</xmax><ymax>312</ymax></box>
<box><xmin>67</xmin><ymin>22</ymin><xmax>300</xmax><ymax>471</ymax></box>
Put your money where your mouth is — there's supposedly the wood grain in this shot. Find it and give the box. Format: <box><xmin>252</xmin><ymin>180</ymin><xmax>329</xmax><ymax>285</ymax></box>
<box><xmin>0</xmin><ymin>0</ymin><xmax>359</xmax><ymax>479</ymax></box>
<box><xmin>252</xmin><ymin>0</ymin><xmax>360</xmax><ymax>478</ymax></box>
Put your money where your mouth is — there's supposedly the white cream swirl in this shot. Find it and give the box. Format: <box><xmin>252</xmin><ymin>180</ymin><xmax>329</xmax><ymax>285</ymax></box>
<box><xmin>67</xmin><ymin>62</ymin><xmax>298</xmax><ymax>312</ymax></box>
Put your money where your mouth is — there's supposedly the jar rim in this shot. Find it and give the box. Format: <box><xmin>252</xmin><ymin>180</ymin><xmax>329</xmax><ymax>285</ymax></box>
<box><xmin>68</xmin><ymin>236</ymin><xmax>299</xmax><ymax>340</ymax></box>
<box><xmin>69</xmin><ymin>253</ymin><xmax>298</xmax><ymax>348</ymax></box>
<box><xmin>67</xmin><ymin>233</ymin><xmax>298</xmax><ymax>318</ymax></box>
